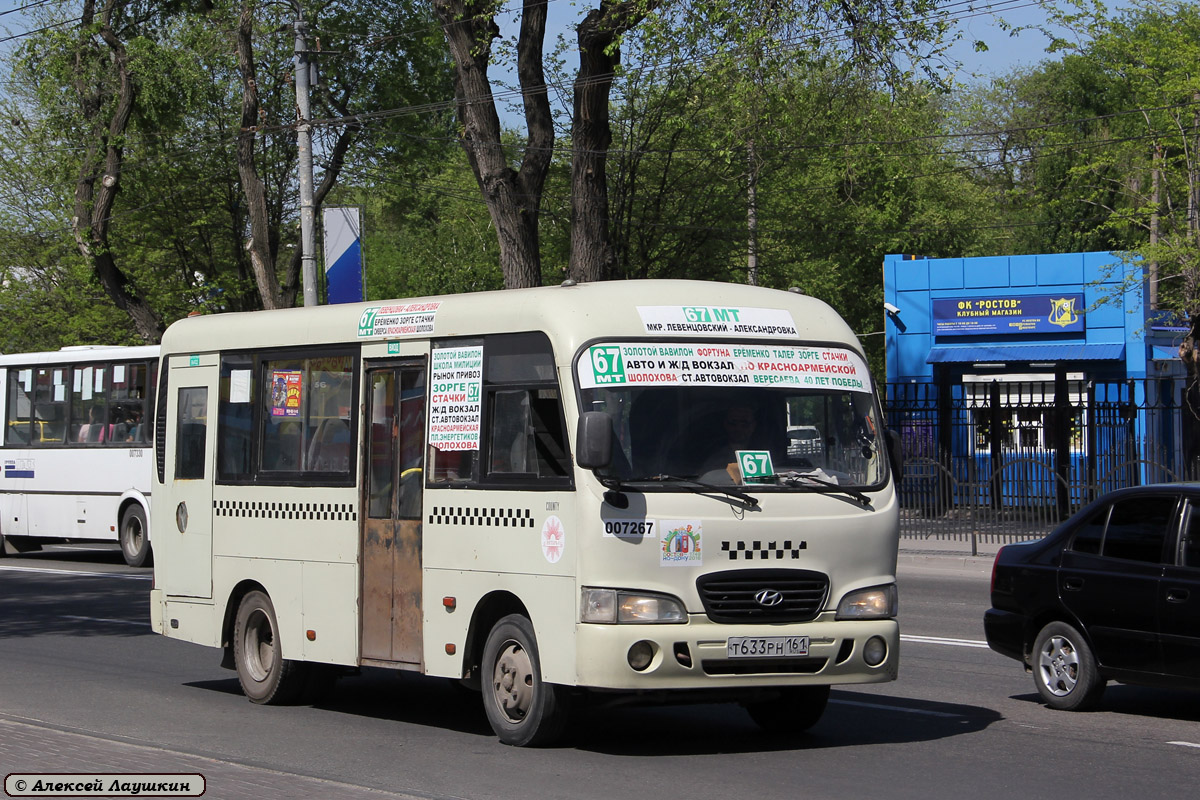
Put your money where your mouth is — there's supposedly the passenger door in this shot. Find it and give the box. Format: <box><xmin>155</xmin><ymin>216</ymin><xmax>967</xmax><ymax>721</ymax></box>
<box><xmin>161</xmin><ymin>355</ymin><xmax>217</xmax><ymax>599</ymax></box>
<box><xmin>1159</xmin><ymin>500</ymin><xmax>1200</xmax><ymax>680</ymax></box>
<box><xmin>1058</xmin><ymin>493</ymin><xmax>1174</xmax><ymax>674</ymax></box>
<box><xmin>360</xmin><ymin>357</ymin><xmax>427</xmax><ymax>667</ymax></box>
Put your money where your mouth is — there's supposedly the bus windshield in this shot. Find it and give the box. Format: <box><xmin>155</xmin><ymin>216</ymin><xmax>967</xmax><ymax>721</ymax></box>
<box><xmin>577</xmin><ymin>342</ymin><xmax>884</xmax><ymax>488</ymax></box>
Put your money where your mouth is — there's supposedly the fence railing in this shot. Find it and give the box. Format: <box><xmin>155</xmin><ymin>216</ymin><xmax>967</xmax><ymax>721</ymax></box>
<box><xmin>884</xmin><ymin>376</ymin><xmax>1200</xmax><ymax>553</ymax></box>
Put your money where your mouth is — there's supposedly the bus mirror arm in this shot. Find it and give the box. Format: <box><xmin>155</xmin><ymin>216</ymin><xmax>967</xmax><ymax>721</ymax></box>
<box><xmin>576</xmin><ymin>411</ymin><xmax>613</xmax><ymax>471</ymax></box>
<box><xmin>886</xmin><ymin>429</ymin><xmax>904</xmax><ymax>484</ymax></box>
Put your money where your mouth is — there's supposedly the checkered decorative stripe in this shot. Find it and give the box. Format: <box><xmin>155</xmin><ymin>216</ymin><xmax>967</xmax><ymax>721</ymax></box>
<box><xmin>214</xmin><ymin>500</ymin><xmax>357</xmax><ymax>521</ymax></box>
<box><xmin>428</xmin><ymin>506</ymin><xmax>534</xmax><ymax>528</ymax></box>
<box><xmin>721</xmin><ymin>539</ymin><xmax>807</xmax><ymax>560</ymax></box>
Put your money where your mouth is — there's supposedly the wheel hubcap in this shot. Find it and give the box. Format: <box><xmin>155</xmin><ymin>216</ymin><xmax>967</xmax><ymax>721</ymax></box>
<box><xmin>1037</xmin><ymin>635</ymin><xmax>1080</xmax><ymax>696</ymax></box>
<box><xmin>125</xmin><ymin>517</ymin><xmax>143</xmax><ymax>552</ymax></box>
<box><xmin>492</xmin><ymin>640</ymin><xmax>534</xmax><ymax>722</ymax></box>
<box><xmin>245</xmin><ymin>610</ymin><xmax>275</xmax><ymax>682</ymax></box>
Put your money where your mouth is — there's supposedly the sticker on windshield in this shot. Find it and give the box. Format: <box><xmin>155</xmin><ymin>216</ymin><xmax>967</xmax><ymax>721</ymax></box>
<box><xmin>357</xmin><ymin>302</ymin><xmax>441</xmax><ymax>339</ymax></box>
<box><xmin>661</xmin><ymin>520</ymin><xmax>702</xmax><ymax>567</ymax></box>
<box><xmin>637</xmin><ymin>306</ymin><xmax>797</xmax><ymax>338</ymax></box>
<box><xmin>580</xmin><ymin>343</ymin><xmax>871</xmax><ymax>393</ymax></box>
<box><xmin>736</xmin><ymin>450</ymin><xmax>774</xmax><ymax>483</ymax></box>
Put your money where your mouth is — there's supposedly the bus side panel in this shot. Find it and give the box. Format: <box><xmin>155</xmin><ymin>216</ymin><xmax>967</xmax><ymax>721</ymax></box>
<box><xmin>422</xmin><ymin>490</ymin><xmax>578</xmax><ymax>682</ymax></box>
<box><xmin>156</xmin><ymin>597</ymin><xmax>222</xmax><ymax>648</ymax></box>
<box><xmin>301</xmin><ymin>559</ymin><xmax>359</xmax><ymax>665</ymax></box>
<box><xmin>422</xmin><ymin>568</ymin><xmax>577</xmax><ymax>684</ymax></box>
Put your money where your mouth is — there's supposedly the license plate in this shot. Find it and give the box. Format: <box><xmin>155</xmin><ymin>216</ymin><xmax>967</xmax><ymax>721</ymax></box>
<box><xmin>726</xmin><ymin>636</ymin><xmax>810</xmax><ymax>658</ymax></box>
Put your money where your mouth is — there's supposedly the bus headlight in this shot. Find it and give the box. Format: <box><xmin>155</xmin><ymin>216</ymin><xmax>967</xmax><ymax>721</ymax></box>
<box><xmin>835</xmin><ymin>584</ymin><xmax>897</xmax><ymax>620</ymax></box>
<box><xmin>580</xmin><ymin>588</ymin><xmax>687</xmax><ymax>624</ymax></box>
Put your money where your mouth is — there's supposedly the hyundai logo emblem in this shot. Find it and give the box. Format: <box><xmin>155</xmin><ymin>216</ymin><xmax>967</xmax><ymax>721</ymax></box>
<box><xmin>754</xmin><ymin>588</ymin><xmax>783</xmax><ymax>607</ymax></box>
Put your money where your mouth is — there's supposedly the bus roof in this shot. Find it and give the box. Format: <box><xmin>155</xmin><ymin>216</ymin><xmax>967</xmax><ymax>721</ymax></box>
<box><xmin>159</xmin><ymin>280</ymin><xmax>864</xmax><ymax>361</ymax></box>
<box><xmin>0</xmin><ymin>344</ymin><xmax>160</xmax><ymax>367</ymax></box>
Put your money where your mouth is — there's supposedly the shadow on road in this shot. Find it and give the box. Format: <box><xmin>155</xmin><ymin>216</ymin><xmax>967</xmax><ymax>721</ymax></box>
<box><xmin>0</xmin><ymin>545</ymin><xmax>130</xmax><ymax>567</ymax></box>
<box><xmin>1010</xmin><ymin>686</ymin><xmax>1200</xmax><ymax>723</ymax></box>
<box><xmin>0</xmin><ymin>569</ymin><xmax>151</xmax><ymax>639</ymax></box>
<box><xmin>186</xmin><ymin>669</ymin><xmax>1004</xmax><ymax>752</ymax></box>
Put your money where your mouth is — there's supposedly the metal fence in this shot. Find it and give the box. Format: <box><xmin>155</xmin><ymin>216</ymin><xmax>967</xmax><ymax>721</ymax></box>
<box><xmin>884</xmin><ymin>375</ymin><xmax>1200</xmax><ymax>553</ymax></box>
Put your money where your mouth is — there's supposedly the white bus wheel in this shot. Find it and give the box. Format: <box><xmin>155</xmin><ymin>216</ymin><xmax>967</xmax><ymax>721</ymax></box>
<box><xmin>119</xmin><ymin>506</ymin><xmax>152</xmax><ymax>568</ymax></box>
<box><xmin>233</xmin><ymin>590</ymin><xmax>308</xmax><ymax>705</ymax></box>
<box><xmin>481</xmin><ymin>614</ymin><xmax>570</xmax><ymax>746</ymax></box>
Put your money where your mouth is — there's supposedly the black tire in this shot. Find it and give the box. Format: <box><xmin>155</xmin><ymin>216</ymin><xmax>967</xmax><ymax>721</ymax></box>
<box><xmin>1032</xmin><ymin>621</ymin><xmax>1106</xmax><ymax>711</ymax></box>
<box><xmin>481</xmin><ymin>614</ymin><xmax>570</xmax><ymax>746</ymax></box>
<box><xmin>233</xmin><ymin>590</ymin><xmax>309</xmax><ymax>705</ymax></box>
<box><xmin>744</xmin><ymin>685</ymin><xmax>830</xmax><ymax>733</ymax></box>
<box><xmin>119</xmin><ymin>505</ymin><xmax>152</xmax><ymax>568</ymax></box>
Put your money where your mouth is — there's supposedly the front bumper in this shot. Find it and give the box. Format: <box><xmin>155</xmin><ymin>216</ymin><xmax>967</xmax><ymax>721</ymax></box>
<box><xmin>574</xmin><ymin>612</ymin><xmax>898</xmax><ymax>690</ymax></box>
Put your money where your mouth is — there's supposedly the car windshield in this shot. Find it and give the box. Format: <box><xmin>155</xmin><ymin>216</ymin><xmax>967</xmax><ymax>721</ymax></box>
<box><xmin>577</xmin><ymin>342</ymin><xmax>884</xmax><ymax>488</ymax></box>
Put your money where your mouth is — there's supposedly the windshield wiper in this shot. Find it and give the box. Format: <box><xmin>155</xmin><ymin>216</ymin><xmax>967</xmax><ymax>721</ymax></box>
<box><xmin>765</xmin><ymin>471</ymin><xmax>872</xmax><ymax>508</ymax></box>
<box><xmin>600</xmin><ymin>474</ymin><xmax>760</xmax><ymax>509</ymax></box>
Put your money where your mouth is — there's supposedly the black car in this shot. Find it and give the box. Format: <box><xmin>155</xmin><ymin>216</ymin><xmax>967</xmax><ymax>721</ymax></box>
<box><xmin>985</xmin><ymin>484</ymin><xmax>1200</xmax><ymax>710</ymax></box>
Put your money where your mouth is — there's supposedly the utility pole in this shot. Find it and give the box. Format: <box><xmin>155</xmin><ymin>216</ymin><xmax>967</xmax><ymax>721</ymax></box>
<box><xmin>293</xmin><ymin>10</ymin><xmax>318</xmax><ymax>307</ymax></box>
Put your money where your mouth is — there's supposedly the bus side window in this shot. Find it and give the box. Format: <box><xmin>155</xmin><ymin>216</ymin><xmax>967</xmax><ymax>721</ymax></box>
<box><xmin>176</xmin><ymin>387</ymin><xmax>208</xmax><ymax>480</ymax></box>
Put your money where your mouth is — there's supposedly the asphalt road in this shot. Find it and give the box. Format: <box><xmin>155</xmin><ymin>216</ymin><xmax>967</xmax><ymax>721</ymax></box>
<box><xmin>1</xmin><ymin>545</ymin><xmax>1197</xmax><ymax>800</ymax></box>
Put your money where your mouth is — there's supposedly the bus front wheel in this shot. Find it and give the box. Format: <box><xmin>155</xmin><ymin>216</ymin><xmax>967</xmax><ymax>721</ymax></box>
<box><xmin>481</xmin><ymin>614</ymin><xmax>570</xmax><ymax>746</ymax></box>
<box><xmin>234</xmin><ymin>590</ymin><xmax>307</xmax><ymax>705</ymax></box>
<box><xmin>119</xmin><ymin>505</ymin><xmax>152</xmax><ymax>568</ymax></box>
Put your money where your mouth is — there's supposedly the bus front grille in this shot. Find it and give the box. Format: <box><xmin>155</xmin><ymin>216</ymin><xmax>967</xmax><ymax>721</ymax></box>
<box><xmin>695</xmin><ymin>568</ymin><xmax>829</xmax><ymax>624</ymax></box>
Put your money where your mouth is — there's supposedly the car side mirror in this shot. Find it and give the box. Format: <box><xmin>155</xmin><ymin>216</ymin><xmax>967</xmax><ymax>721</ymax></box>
<box><xmin>576</xmin><ymin>411</ymin><xmax>613</xmax><ymax>470</ymax></box>
<box><xmin>886</xmin><ymin>429</ymin><xmax>904</xmax><ymax>484</ymax></box>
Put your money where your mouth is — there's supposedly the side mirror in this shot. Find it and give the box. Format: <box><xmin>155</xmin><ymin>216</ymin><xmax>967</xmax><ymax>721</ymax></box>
<box><xmin>886</xmin><ymin>429</ymin><xmax>904</xmax><ymax>484</ymax></box>
<box><xmin>576</xmin><ymin>411</ymin><xmax>613</xmax><ymax>470</ymax></box>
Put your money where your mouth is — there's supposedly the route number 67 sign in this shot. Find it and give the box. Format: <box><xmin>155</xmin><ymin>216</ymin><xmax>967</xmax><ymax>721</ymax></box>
<box><xmin>736</xmin><ymin>450</ymin><xmax>774</xmax><ymax>483</ymax></box>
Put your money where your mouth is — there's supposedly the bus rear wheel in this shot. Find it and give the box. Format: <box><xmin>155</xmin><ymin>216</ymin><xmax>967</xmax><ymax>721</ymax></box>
<box><xmin>234</xmin><ymin>590</ymin><xmax>307</xmax><ymax>705</ymax></box>
<box><xmin>119</xmin><ymin>505</ymin><xmax>152</xmax><ymax>568</ymax></box>
<box><xmin>481</xmin><ymin>614</ymin><xmax>570</xmax><ymax>746</ymax></box>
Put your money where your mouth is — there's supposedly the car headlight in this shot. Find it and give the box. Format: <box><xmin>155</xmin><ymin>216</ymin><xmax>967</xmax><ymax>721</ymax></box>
<box><xmin>580</xmin><ymin>588</ymin><xmax>687</xmax><ymax>624</ymax></box>
<box><xmin>835</xmin><ymin>584</ymin><xmax>897</xmax><ymax>620</ymax></box>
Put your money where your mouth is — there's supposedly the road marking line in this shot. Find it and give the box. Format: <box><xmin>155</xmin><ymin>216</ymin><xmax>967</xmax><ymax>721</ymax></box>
<box><xmin>1167</xmin><ymin>741</ymin><xmax>1200</xmax><ymax>749</ymax></box>
<box><xmin>831</xmin><ymin>698</ymin><xmax>963</xmax><ymax>718</ymax></box>
<box><xmin>0</xmin><ymin>565</ymin><xmax>150</xmax><ymax>581</ymax></box>
<box><xmin>901</xmin><ymin>634</ymin><xmax>990</xmax><ymax>649</ymax></box>
<box><xmin>60</xmin><ymin>615</ymin><xmax>147</xmax><ymax>627</ymax></box>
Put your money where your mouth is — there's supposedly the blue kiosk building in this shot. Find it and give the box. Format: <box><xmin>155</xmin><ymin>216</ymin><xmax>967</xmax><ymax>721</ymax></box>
<box><xmin>882</xmin><ymin>251</ymin><xmax>1191</xmax><ymax>524</ymax></box>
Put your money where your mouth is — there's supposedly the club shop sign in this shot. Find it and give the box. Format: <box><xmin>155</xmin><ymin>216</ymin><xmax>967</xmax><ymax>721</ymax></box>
<box><xmin>933</xmin><ymin>293</ymin><xmax>1084</xmax><ymax>336</ymax></box>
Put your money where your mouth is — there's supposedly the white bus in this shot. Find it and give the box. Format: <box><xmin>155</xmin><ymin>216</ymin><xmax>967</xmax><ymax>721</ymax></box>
<box><xmin>0</xmin><ymin>345</ymin><xmax>158</xmax><ymax>567</ymax></box>
<box><xmin>149</xmin><ymin>280</ymin><xmax>903</xmax><ymax>745</ymax></box>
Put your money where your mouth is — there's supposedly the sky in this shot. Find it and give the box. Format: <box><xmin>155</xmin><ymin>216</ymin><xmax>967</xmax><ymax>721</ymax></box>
<box><xmin>0</xmin><ymin>1</ymin><xmax>1073</xmax><ymax>77</ymax></box>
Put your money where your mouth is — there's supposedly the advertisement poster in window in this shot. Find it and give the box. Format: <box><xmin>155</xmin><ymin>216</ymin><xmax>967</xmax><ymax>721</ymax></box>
<box><xmin>270</xmin><ymin>370</ymin><xmax>303</xmax><ymax>417</ymax></box>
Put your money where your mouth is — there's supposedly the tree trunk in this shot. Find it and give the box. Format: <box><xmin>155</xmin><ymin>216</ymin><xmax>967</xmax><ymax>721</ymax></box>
<box><xmin>70</xmin><ymin>1</ymin><xmax>164</xmax><ymax>342</ymax></box>
<box><xmin>569</xmin><ymin>2</ymin><xmax>660</xmax><ymax>283</ymax></box>
<box><xmin>433</xmin><ymin>0</ymin><xmax>552</xmax><ymax>289</ymax></box>
<box><xmin>235</xmin><ymin>4</ymin><xmax>282</xmax><ymax>309</ymax></box>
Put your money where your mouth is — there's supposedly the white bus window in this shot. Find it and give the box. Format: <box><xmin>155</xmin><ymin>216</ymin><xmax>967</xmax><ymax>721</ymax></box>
<box><xmin>428</xmin><ymin>333</ymin><xmax>570</xmax><ymax>488</ymax></box>
<box><xmin>218</xmin><ymin>356</ymin><xmax>255</xmax><ymax>479</ymax></box>
<box><xmin>110</xmin><ymin>362</ymin><xmax>149</xmax><ymax>444</ymax></box>
<box><xmin>176</xmin><ymin>387</ymin><xmax>208</xmax><ymax>480</ymax></box>
<box><xmin>35</xmin><ymin>368</ymin><xmax>67</xmax><ymax>444</ymax></box>
<box><xmin>71</xmin><ymin>365</ymin><xmax>108</xmax><ymax>444</ymax></box>
<box><xmin>5</xmin><ymin>368</ymin><xmax>33</xmax><ymax>444</ymax></box>
<box><xmin>260</xmin><ymin>354</ymin><xmax>354</xmax><ymax>478</ymax></box>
